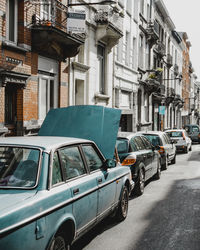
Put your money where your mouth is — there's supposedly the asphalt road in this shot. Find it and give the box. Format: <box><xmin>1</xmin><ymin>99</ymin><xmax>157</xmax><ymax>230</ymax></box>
<box><xmin>72</xmin><ymin>144</ymin><xmax>200</xmax><ymax>250</ymax></box>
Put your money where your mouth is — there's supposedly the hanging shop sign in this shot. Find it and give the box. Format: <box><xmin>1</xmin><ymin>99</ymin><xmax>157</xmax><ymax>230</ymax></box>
<box><xmin>67</xmin><ymin>9</ymin><xmax>86</xmax><ymax>33</ymax></box>
<box><xmin>159</xmin><ymin>106</ymin><xmax>165</xmax><ymax>115</ymax></box>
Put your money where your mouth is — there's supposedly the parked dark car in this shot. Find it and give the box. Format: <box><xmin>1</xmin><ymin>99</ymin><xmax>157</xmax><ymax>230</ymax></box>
<box><xmin>183</xmin><ymin>124</ymin><xmax>200</xmax><ymax>143</ymax></box>
<box><xmin>116</xmin><ymin>132</ymin><xmax>161</xmax><ymax>196</ymax></box>
<box><xmin>139</xmin><ymin>131</ymin><xmax>176</xmax><ymax>170</ymax></box>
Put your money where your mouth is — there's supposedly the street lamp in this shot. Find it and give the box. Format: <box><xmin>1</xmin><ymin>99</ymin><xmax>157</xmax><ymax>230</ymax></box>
<box><xmin>68</xmin><ymin>0</ymin><xmax>116</xmax><ymax>7</ymax></box>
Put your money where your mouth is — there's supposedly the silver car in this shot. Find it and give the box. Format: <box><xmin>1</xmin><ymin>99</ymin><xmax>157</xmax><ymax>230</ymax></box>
<box><xmin>165</xmin><ymin>129</ymin><xmax>192</xmax><ymax>153</ymax></box>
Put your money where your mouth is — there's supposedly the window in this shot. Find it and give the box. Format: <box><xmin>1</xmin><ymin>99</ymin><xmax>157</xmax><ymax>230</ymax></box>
<box><xmin>52</xmin><ymin>152</ymin><xmax>63</xmax><ymax>186</ymax></box>
<box><xmin>6</xmin><ymin>0</ymin><xmax>18</xmax><ymax>43</ymax></box>
<box><xmin>133</xmin><ymin>136</ymin><xmax>146</xmax><ymax>150</ymax></box>
<box><xmin>97</xmin><ymin>44</ymin><xmax>106</xmax><ymax>94</ymax></box>
<box><xmin>140</xmin><ymin>0</ymin><xmax>144</xmax><ymax>15</ymax></box>
<box><xmin>139</xmin><ymin>35</ymin><xmax>144</xmax><ymax>69</ymax></box>
<box><xmin>40</xmin><ymin>0</ymin><xmax>52</xmax><ymax>20</ymax></box>
<box><xmin>82</xmin><ymin>145</ymin><xmax>103</xmax><ymax>172</ymax></box>
<box><xmin>132</xmin><ymin>37</ymin><xmax>136</xmax><ymax>69</ymax></box>
<box><xmin>59</xmin><ymin>146</ymin><xmax>86</xmax><ymax>180</ymax></box>
<box><xmin>141</xmin><ymin>136</ymin><xmax>152</xmax><ymax>149</ymax></box>
<box><xmin>39</xmin><ymin>76</ymin><xmax>58</xmax><ymax>121</ymax></box>
<box><xmin>125</xmin><ymin>32</ymin><xmax>130</xmax><ymax>66</ymax></box>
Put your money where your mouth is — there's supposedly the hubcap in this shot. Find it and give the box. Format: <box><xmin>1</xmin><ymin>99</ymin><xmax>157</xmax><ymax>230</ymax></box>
<box><xmin>121</xmin><ymin>189</ymin><xmax>128</xmax><ymax>216</ymax></box>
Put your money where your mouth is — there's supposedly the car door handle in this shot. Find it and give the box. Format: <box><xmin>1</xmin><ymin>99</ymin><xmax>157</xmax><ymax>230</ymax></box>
<box><xmin>98</xmin><ymin>178</ymin><xmax>102</xmax><ymax>184</ymax></box>
<box><xmin>73</xmin><ymin>188</ymin><xmax>79</xmax><ymax>195</ymax></box>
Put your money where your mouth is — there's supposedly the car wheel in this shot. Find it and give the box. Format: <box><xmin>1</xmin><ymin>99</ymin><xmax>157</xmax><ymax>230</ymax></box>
<box><xmin>115</xmin><ymin>186</ymin><xmax>129</xmax><ymax>222</ymax></box>
<box><xmin>135</xmin><ymin>168</ymin><xmax>145</xmax><ymax>196</ymax></box>
<box><xmin>154</xmin><ymin>160</ymin><xmax>161</xmax><ymax>180</ymax></box>
<box><xmin>171</xmin><ymin>154</ymin><xmax>176</xmax><ymax>164</ymax></box>
<box><xmin>49</xmin><ymin>232</ymin><xmax>70</xmax><ymax>250</ymax></box>
<box><xmin>184</xmin><ymin>146</ymin><xmax>188</xmax><ymax>154</ymax></box>
<box><xmin>162</xmin><ymin>156</ymin><xmax>168</xmax><ymax>170</ymax></box>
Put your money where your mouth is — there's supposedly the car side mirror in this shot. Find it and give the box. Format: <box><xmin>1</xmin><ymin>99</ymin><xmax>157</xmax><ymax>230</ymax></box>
<box><xmin>102</xmin><ymin>159</ymin><xmax>116</xmax><ymax>171</ymax></box>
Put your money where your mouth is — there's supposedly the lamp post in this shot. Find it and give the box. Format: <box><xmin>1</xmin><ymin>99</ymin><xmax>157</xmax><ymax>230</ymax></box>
<box><xmin>68</xmin><ymin>0</ymin><xmax>116</xmax><ymax>7</ymax></box>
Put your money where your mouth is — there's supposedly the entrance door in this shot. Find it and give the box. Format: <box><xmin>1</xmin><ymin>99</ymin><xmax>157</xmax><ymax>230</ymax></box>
<box><xmin>5</xmin><ymin>85</ymin><xmax>17</xmax><ymax>135</ymax></box>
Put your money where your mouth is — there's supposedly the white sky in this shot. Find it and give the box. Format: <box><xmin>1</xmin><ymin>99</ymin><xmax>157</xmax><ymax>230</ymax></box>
<box><xmin>164</xmin><ymin>0</ymin><xmax>200</xmax><ymax>79</ymax></box>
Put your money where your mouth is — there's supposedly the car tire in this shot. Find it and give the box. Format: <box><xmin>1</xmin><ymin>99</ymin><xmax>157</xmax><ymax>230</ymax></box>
<box><xmin>162</xmin><ymin>156</ymin><xmax>168</xmax><ymax>170</ymax></box>
<box><xmin>49</xmin><ymin>231</ymin><xmax>70</xmax><ymax>250</ymax></box>
<box><xmin>135</xmin><ymin>168</ymin><xmax>145</xmax><ymax>196</ymax></box>
<box><xmin>171</xmin><ymin>154</ymin><xmax>176</xmax><ymax>164</ymax></box>
<box><xmin>184</xmin><ymin>146</ymin><xmax>188</xmax><ymax>154</ymax></box>
<box><xmin>154</xmin><ymin>160</ymin><xmax>161</xmax><ymax>180</ymax></box>
<box><xmin>115</xmin><ymin>186</ymin><xmax>129</xmax><ymax>222</ymax></box>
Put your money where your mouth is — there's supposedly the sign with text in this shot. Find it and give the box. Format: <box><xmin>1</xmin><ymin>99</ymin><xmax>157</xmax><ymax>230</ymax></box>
<box><xmin>67</xmin><ymin>9</ymin><xmax>86</xmax><ymax>33</ymax></box>
<box><xmin>159</xmin><ymin>106</ymin><xmax>165</xmax><ymax>115</ymax></box>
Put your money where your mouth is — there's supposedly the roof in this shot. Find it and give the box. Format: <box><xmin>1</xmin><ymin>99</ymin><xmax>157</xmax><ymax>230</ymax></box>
<box><xmin>138</xmin><ymin>131</ymin><xmax>165</xmax><ymax>135</ymax></box>
<box><xmin>165</xmin><ymin>129</ymin><xmax>185</xmax><ymax>132</ymax></box>
<box><xmin>117</xmin><ymin>132</ymin><xmax>142</xmax><ymax>140</ymax></box>
<box><xmin>38</xmin><ymin>105</ymin><xmax>121</xmax><ymax>159</ymax></box>
<box><xmin>0</xmin><ymin>136</ymin><xmax>90</xmax><ymax>153</ymax></box>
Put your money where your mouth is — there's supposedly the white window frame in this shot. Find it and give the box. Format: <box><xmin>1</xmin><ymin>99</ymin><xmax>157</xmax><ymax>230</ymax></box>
<box><xmin>6</xmin><ymin>0</ymin><xmax>18</xmax><ymax>43</ymax></box>
<box><xmin>38</xmin><ymin>74</ymin><xmax>58</xmax><ymax>124</ymax></box>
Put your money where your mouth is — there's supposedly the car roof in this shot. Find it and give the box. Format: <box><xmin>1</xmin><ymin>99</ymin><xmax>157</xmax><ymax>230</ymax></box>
<box><xmin>0</xmin><ymin>136</ymin><xmax>91</xmax><ymax>153</ymax></box>
<box><xmin>117</xmin><ymin>132</ymin><xmax>143</xmax><ymax>140</ymax></box>
<box><xmin>165</xmin><ymin>129</ymin><xmax>185</xmax><ymax>132</ymax></box>
<box><xmin>138</xmin><ymin>131</ymin><xmax>165</xmax><ymax>136</ymax></box>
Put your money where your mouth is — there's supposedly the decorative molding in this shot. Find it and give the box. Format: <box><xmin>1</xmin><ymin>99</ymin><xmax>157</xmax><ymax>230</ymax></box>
<box><xmin>72</xmin><ymin>62</ymin><xmax>90</xmax><ymax>72</ymax></box>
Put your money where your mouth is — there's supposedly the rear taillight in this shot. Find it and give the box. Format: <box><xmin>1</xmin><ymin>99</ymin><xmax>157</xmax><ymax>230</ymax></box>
<box><xmin>158</xmin><ymin>146</ymin><xmax>165</xmax><ymax>154</ymax></box>
<box><xmin>121</xmin><ymin>156</ymin><xmax>136</xmax><ymax>166</ymax></box>
<box><xmin>198</xmin><ymin>134</ymin><xmax>200</xmax><ymax>138</ymax></box>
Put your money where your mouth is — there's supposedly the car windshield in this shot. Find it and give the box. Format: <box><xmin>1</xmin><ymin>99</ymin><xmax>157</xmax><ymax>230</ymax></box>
<box><xmin>166</xmin><ymin>131</ymin><xmax>183</xmax><ymax>137</ymax></box>
<box><xmin>144</xmin><ymin>135</ymin><xmax>162</xmax><ymax>146</ymax></box>
<box><xmin>116</xmin><ymin>139</ymin><xmax>129</xmax><ymax>153</ymax></box>
<box><xmin>0</xmin><ymin>147</ymin><xmax>40</xmax><ymax>188</ymax></box>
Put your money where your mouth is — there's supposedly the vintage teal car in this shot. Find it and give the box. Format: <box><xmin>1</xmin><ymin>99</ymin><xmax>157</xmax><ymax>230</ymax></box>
<box><xmin>0</xmin><ymin>106</ymin><xmax>133</xmax><ymax>250</ymax></box>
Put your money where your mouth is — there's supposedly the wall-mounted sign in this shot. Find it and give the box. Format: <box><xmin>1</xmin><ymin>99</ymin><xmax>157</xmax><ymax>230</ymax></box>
<box><xmin>159</xmin><ymin>106</ymin><xmax>165</xmax><ymax>115</ymax></box>
<box><xmin>6</xmin><ymin>57</ymin><xmax>23</xmax><ymax>65</ymax></box>
<box><xmin>67</xmin><ymin>9</ymin><xmax>86</xmax><ymax>33</ymax></box>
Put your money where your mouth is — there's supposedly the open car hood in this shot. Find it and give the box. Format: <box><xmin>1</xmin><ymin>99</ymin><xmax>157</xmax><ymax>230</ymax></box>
<box><xmin>38</xmin><ymin>105</ymin><xmax>121</xmax><ymax>159</ymax></box>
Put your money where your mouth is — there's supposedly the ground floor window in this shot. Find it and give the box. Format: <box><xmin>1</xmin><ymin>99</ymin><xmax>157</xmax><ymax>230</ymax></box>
<box><xmin>38</xmin><ymin>75</ymin><xmax>58</xmax><ymax>122</ymax></box>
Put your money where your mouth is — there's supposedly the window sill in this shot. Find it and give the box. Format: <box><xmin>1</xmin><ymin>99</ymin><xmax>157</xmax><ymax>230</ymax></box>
<box><xmin>94</xmin><ymin>93</ymin><xmax>110</xmax><ymax>104</ymax></box>
<box><xmin>2</xmin><ymin>40</ymin><xmax>29</xmax><ymax>53</ymax></box>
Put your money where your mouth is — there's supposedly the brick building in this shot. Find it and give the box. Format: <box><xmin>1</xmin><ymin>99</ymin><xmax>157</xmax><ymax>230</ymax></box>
<box><xmin>0</xmin><ymin>0</ymin><xmax>84</xmax><ymax>136</ymax></box>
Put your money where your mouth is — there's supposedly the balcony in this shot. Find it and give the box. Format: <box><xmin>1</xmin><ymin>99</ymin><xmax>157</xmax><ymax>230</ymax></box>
<box><xmin>166</xmin><ymin>54</ymin><xmax>173</xmax><ymax>68</ymax></box>
<box><xmin>29</xmin><ymin>0</ymin><xmax>85</xmax><ymax>61</ymax></box>
<box><xmin>165</xmin><ymin>87</ymin><xmax>176</xmax><ymax>105</ymax></box>
<box><xmin>146</xmin><ymin>20</ymin><xmax>159</xmax><ymax>45</ymax></box>
<box><xmin>143</xmin><ymin>79</ymin><xmax>160</xmax><ymax>95</ymax></box>
<box><xmin>155</xmin><ymin>41</ymin><xmax>166</xmax><ymax>58</ymax></box>
<box><xmin>95</xmin><ymin>7</ymin><xmax>123</xmax><ymax>51</ymax></box>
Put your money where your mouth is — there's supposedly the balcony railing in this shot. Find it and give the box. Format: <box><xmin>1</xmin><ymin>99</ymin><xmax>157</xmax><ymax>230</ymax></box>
<box><xmin>146</xmin><ymin>20</ymin><xmax>159</xmax><ymax>44</ymax></box>
<box><xmin>27</xmin><ymin>0</ymin><xmax>85</xmax><ymax>60</ymax></box>
<box><xmin>30</xmin><ymin>0</ymin><xmax>68</xmax><ymax>33</ymax></box>
<box><xmin>155</xmin><ymin>41</ymin><xmax>166</xmax><ymax>57</ymax></box>
<box><xmin>166</xmin><ymin>54</ymin><xmax>173</xmax><ymax>68</ymax></box>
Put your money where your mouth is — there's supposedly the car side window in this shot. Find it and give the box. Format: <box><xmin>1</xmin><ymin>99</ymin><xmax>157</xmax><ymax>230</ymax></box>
<box><xmin>82</xmin><ymin>145</ymin><xmax>103</xmax><ymax>172</ymax></box>
<box><xmin>192</xmin><ymin>126</ymin><xmax>199</xmax><ymax>132</ymax></box>
<box><xmin>129</xmin><ymin>138</ymin><xmax>138</xmax><ymax>152</ymax></box>
<box><xmin>164</xmin><ymin>133</ymin><xmax>171</xmax><ymax>144</ymax></box>
<box><xmin>133</xmin><ymin>136</ymin><xmax>146</xmax><ymax>150</ymax></box>
<box><xmin>52</xmin><ymin>151</ymin><xmax>63</xmax><ymax>186</ymax></box>
<box><xmin>59</xmin><ymin>146</ymin><xmax>86</xmax><ymax>180</ymax></box>
<box><xmin>141</xmin><ymin>136</ymin><xmax>152</xmax><ymax>149</ymax></box>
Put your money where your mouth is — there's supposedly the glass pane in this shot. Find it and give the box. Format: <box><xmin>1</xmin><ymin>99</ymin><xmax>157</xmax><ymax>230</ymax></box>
<box><xmin>0</xmin><ymin>147</ymin><xmax>40</xmax><ymax>188</ymax></box>
<box><xmin>40</xmin><ymin>79</ymin><xmax>48</xmax><ymax>120</ymax></box>
<box><xmin>50</xmin><ymin>80</ymin><xmax>54</xmax><ymax>109</ymax></box>
<box><xmin>59</xmin><ymin>147</ymin><xmax>86</xmax><ymax>180</ymax></box>
<box><xmin>9</xmin><ymin>0</ymin><xmax>15</xmax><ymax>41</ymax></box>
<box><xmin>52</xmin><ymin>152</ymin><xmax>62</xmax><ymax>186</ymax></box>
<box><xmin>116</xmin><ymin>139</ymin><xmax>129</xmax><ymax>153</ymax></box>
<box><xmin>82</xmin><ymin>145</ymin><xmax>103</xmax><ymax>172</ymax></box>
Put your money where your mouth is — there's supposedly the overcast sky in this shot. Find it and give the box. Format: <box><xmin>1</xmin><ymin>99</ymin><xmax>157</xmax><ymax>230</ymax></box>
<box><xmin>164</xmin><ymin>0</ymin><xmax>200</xmax><ymax>79</ymax></box>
